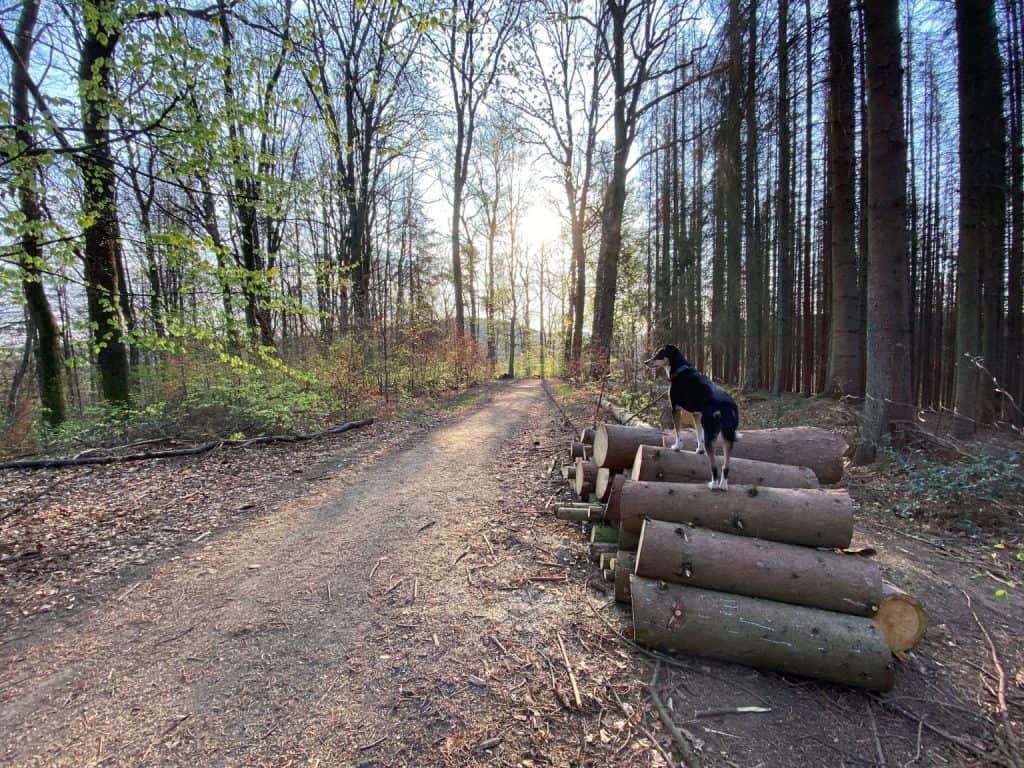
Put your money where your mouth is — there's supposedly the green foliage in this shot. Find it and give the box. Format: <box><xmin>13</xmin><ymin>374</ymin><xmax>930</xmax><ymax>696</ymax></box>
<box><xmin>891</xmin><ymin>449</ymin><xmax>1023</xmax><ymax>521</ymax></box>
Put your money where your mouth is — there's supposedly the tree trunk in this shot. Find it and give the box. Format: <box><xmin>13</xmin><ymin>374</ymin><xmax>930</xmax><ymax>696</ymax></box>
<box><xmin>614</xmin><ymin>550</ymin><xmax>635</xmax><ymax>603</ymax></box>
<box><xmin>743</xmin><ymin>0</ymin><xmax>762</xmax><ymax>393</ymax></box>
<box><xmin>630</xmin><ymin>577</ymin><xmax>895</xmax><ymax>691</ymax></box>
<box><xmin>574</xmin><ymin>458</ymin><xmax>598</xmax><ymax>499</ymax></box>
<box><xmin>631</xmin><ymin>446</ymin><xmax>820</xmax><ymax>489</ymax></box>
<box><xmin>593</xmin><ymin>424</ymin><xmax>666</xmax><ymax>469</ymax></box>
<box><xmin>636</xmin><ymin>519</ymin><xmax>879</xmax><ymax>615</ymax></box>
<box><xmin>772</xmin><ymin>0</ymin><xmax>793</xmax><ymax>396</ymax></box>
<box><xmin>10</xmin><ymin>0</ymin><xmax>66</xmax><ymax>424</ymax></box>
<box><xmin>77</xmin><ymin>2</ymin><xmax>131</xmax><ymax>405</ymax></box>
<box><xmin>826</xmin><ymin>0</ymin><xmax>864</xmax><ymax>396</ymax></box>
<box><xmin>953</xmin><ymin>0</ymin><xmax>1007</xmax><ymax>435</ymax></box>
<box><xmin>663</xmin><ymin>426</ymin><xmax>847</xmax><ymax>484</ymax></box>
<box><xmin>595</xmin><ymin>468</ymin><xmax>620</xmax><ymax>502</ymax></box>
<box><xmin>611</xmin><ymin>479</ymin><xmax>852</xmax><ymax>546</ymax></box>
<box><xmin>854</xmin><ymin>0</ymin><xmax>912</xmax><ymax>463</ymax></box>
<box><xmin>875</xmin><ymin>582</ymin><xmax>928</xmax><ymax>656</ymax></box>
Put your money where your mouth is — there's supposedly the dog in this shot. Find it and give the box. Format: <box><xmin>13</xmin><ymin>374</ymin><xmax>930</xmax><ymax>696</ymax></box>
<box><xmin>643</xmin><ymin>344</ymin><xmax>740</xmax><ymax>491</ymax></box>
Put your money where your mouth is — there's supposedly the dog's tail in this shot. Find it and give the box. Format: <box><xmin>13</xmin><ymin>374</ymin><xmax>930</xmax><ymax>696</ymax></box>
<box><xmin>718</xmin><ymin>404</ymin><xmax>740</xmax><ymax>445</ymax></box>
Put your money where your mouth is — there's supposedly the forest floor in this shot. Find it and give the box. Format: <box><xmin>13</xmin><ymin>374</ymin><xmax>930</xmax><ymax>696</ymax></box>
<box><xmin>1</xmin><ymin>379</ymin><xmax>1022</xmax><ymax>767</ymax></box>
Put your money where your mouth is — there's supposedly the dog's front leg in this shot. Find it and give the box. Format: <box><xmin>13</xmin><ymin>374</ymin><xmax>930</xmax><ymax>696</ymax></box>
<box><xmin>671</xmin><ymin>409</ymin><xmax>683</xmax><ymax>450</ymax></box>
<box><xmin>690</xmin><ymin>412</ymin><xmax>705</xmax><ymax>454</ymax></box>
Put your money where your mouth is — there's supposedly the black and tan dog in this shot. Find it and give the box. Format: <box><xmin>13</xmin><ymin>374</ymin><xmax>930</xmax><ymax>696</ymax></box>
<box><xmin>643</xmin><ymin>344</ymin><xmax>740</xmax><ymax>491</ymax></box>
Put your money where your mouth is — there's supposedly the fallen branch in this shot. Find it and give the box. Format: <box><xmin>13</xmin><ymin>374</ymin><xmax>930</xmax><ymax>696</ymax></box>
<box><xmin>647</xmin><ymin>664</ymin><xmax>702</xmax><ymax>768</ymax></box>
<box><xmin>0</xmin><ymin>419</ymin><xmax>374</xmax><ymax>471</ymax></box>
<box><xmin>556</xmin><ymin>632</ymin><xmax>583</xmax><ymax>708</ymax></box>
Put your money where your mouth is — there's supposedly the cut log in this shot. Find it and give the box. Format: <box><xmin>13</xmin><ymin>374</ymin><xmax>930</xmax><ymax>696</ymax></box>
<box><xmin>580</xmin><ymin>427</ymin><xmax>596</xmax><ymax>445</ymax></box>
<box><xmin>571</xmin><ymin>440</ymin><xmax>590</xmax><ymax>459</ymax></box>
<box><xmin>635</xmin><ymin>520</ymin><xmax>880</xmax><ymax>615</ymax></box>
<box><xmin>595</xmin><ymin>468</ymin><xmax>621</xmax><ymax>502</ymax></box>
<box><xmin>574</xmin><ymin>459</ymin><xmax>597</xmax><ymax>499</ymax></box>
<box><xmin>611</xmin><ymin>480</ymin><xmax>852</xmax><ymax>548</ymax></box>
<box><xmin>631</xmin><ymin>445</ymin><xmax>819</xmax><ymax>489</ymax></box>
<box><xmin>614</xmin><ymin>551</ymin><xmax>636</xmax><ymax>603</ymax></box>
<box><xmin>561</xmin><ymin>464</ymin><xmax>576</xmax><ymax>481</ymax></box>
<box><xmin>593</xmin><ymin>424</ymin><xmax>665</xmax><ymax>469</ymax></box>
<box><xmin>599</xmin><ymin>552</ymin><xmax>615</xmax><ymax>570</ymax></box>
<box><xmin>605</xmin><ymin>474</ymin><xmax>628</xmax><ymax>519</ymax></box>
<box><xmin>603</xmin><ymin>568</ymin><xmax>615</xmax><ymax>581</ymax></box>
<box><xmin>589</xmin><ymin>541</ymin><xmax>617</xmax><ymax>560</ymax></box>
<box><xmin>556</xmin><ymin>506</ymin><xmax>607</xmax><ymax>522</ymax></box>
<box><xmin>668</xmin><ymin>427</ymin><xmax>847</xmax><ymax>484</ymax></box>
<box><xmin>589</xmin><ymin>523</ymin><xmax>619</xmax><ymax>544</ymax></box>
<box><xmin>875</xmin><ymin>582</ymin><xmax>928</xmax><ymax>657</ymax></box>
<box><xmin>631</xmin><ymin>577</ymin><xmax>895</xmax><ymax>691</ymax></box>
<box><xmin>617</xmin><ymin>526</ymin><xmax>640</xmax><ymax>552</ymax></box>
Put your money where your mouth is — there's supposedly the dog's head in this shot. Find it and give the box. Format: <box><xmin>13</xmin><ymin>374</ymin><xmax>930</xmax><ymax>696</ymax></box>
<box><xmin>643</xmin><ymin>344</ymin><xmax>687</xmax><ymax>372</ymax></box>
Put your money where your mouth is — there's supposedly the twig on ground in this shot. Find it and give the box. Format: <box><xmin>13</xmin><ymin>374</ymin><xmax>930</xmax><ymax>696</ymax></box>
<box><xmin>961</xmin><ymin>589</ymin><xmax>1023</xmax><ymax>768</ymax></box>
<box><xmin>647</xmin><ymin>663</ymin><xmax>701</xmax><ymax>768</ymax></box>
<box><xmin>556</xmin><ymin>632</ymin><xmax>583</xmax><ymax>708</ymax></box>
<box><xmin>867</xmin><ymin>698</ymin><xmax>888</xmax><ymax>767</ymax></box>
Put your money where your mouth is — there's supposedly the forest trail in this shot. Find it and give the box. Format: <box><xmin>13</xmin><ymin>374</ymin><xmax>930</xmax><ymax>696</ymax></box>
<box><xmin>0</xmin><ymin>380</ymin><xmax>555</xmax><ymax>767</ymax></box>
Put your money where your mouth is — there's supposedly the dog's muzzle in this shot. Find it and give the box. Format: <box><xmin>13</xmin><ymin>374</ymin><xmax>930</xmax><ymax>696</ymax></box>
<box><xmin>643</xmin><ymin>356</ymin><xmax>661</xmax><ymax>368</ymax></box>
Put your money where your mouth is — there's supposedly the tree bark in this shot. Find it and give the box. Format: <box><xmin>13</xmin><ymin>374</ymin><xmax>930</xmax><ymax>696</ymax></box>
<box><xmin>826</xmin><ymin>0</ymin><xmax>864</xmax><ymax>396</ymax></box>
<box><xmin>854</xmin><ymin>0</ymin><xmax>912</xmax><ymax>463</ymax></box>
<box><xmin>593</xmin><ymin>424</ymin><xmax>665</xmax><ymax>469</ymax></box>
<box><xmin>77</xmin><ymin>1</ymin><xmax>131</xmax><ymax>404</ymax></box>
<box><xmin>631</xmin><ymin>577</ymin><xmax>895</xmax><ymax>691</ymax></box>
<box><xmin>635</xmin><ymin>519</ymin><xmax>879</xmax><ymax>615</ymax></box>
<box><xmin>574</xmin><ymin>458</ymin><xmax>598</xmax><ymax>499</ymax></box>
<box><xmin>614</xmin><ymin>550</ymin><xmax>635</xmax><ymax>603</ymax></box>
<box><xmin>631</xmin><ymin>446</ymin><xmax>820</xmax><ymax>489</ymax></box>
<box><xmin>664</xmin><ymin>426</ymin><xmax>847</xmax><ymax>484</ymax></box>
<box><xmin>953</xmin><ymin>0</ymin><xmax>1007</xmax><ymax>435</ymax></box>
<box><xmin>9</xmin><ymin>0</ymin><xmax>66</xmax><ymax>424</ymax></box>
<box><xmin>611</xmin><ymin>479</ymin><xmax>852</xmax><ymax>546</ymax></box>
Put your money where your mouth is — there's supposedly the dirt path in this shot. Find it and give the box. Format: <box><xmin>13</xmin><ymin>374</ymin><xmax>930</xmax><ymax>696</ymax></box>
<box><xmin>0</xmin><ymin>381</ymin><xmax>558</xmax><ymax>766</ymax></box>
<box><xmin>3</xmin><ymin>380</ymin><xmax>1020</xmax><ymax>768</ymax></box>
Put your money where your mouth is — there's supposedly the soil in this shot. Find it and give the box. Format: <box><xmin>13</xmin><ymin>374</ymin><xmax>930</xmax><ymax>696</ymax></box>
<box><xmin>1</xmin><ymin>380</ymin><xmax>1021</xmax><ymax>767</ymax></box>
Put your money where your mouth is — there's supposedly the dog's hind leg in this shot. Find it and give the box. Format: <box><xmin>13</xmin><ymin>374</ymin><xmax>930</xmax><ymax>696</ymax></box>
<box><xmin>705</xmin><ymin>439</ymin><xmax>720</xmax><ymax>490</ymax></box>
<box><xmin>720</xmin><ymin>439</ymin><xmax>732</xmax><ymax>492</ymax></box>
<box><xmin>671</xmin><ymin>409</ymin><xmax>684</xmax><ymax>450</ymax></box>
<box><xmin>690</xmin><ymin>412</ymin><xmax>705</xmax><ymax>454</ymax></box>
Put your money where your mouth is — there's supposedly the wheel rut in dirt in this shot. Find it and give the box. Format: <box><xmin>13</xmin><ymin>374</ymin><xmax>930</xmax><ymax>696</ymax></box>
<box><xmin>0</xmin><ymin>380</ymin><xmax>544</xmax><ymax>768</ymax></box>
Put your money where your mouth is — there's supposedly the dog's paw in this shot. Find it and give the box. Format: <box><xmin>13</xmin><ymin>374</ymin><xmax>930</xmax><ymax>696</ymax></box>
<box><xmin>695</xmin><ymin>446</ymin><xmax>706</xmax><ymax>455</ymax></box>
<box><xmin>719</xmin><ymin>478</ymin><xmax>729</xmax><ymax>492</ymax></box>
<box><xmin>708</xmin><ymin>480</ymin><xmax>717</xmax><ymax>490</ymax></box>
<box><xmin>671</xmin><ymin>440</ymin><xmax>683</xmax><ymax>451</ymax></box>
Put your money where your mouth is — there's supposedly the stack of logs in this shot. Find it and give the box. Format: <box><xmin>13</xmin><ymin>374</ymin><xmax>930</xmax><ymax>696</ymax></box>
<box><xmin>556</xmin><ymin>423</ymin><xmax>927</xmax><ymax>692</ymax></box>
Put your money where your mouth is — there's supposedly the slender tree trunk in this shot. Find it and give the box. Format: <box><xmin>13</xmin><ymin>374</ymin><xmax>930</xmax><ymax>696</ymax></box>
<box><xmin>725</xmin><ymin>0</ymin><xmax>743</xmax><ymax>384</ymax></box>
<box><xmin>77</xmin><ymin>1</ymin><xmax>131</xmax><ymax>404</ymax></box>
<box><xmin>826</xmin><ymin>0</ymin><xmax>863</xmax><ymax>396</ymax></box>
<box><xmin>772</xmin><ymin>0</ymin><xmax>793</xmax><ymax>396</ymax></box>
<box><xmin>954</xmin><ymin>0</ymin><xmax>1007</xmax><ymax>436</ymax></box>
<box><xmin>854</xmin><ymin>0</ymin><xmax>912</xmax><ymax>464</ymax></box>
<box><xmin>9</xmin><ymin>0</ymin><xmax>66</xmax><ymax>424</ymax></box>
<box><xmin>743</xmin><ymin>0</ymin><xmax>761</xmax><ymax>392</ymax></box>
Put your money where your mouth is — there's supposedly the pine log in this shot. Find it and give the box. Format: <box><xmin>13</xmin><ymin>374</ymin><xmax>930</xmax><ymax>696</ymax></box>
<box><xmin>580</xmin><ymin>427</ymin><xmax>596</xmax><ymax>445</ymax></box>
<box><xmin>668</xmin><ymin>427</ymin><xmax>847</xmax><ymax>484</ymax></box>
<box><xmin>590</xmin><ymin>523</ymin><xmax>619</xmax><ymax>544</ymax></box>
<box><xmin>606</xmin><ymin>474</ymin><xmax>628</xmax><ymax>519</ymax></box>
<box><xmin>617</xmin><ymin>526</ymin><xmax>640</xmax><ymax>552</ymax></box>
<box><xmin>593</xmin><ymin>424</ymin><xmax>665</xmax><ymax>469</ymax></box>
<box><xmin>574</xmin><ymin>458</ymin><xmax>597</xmax><ymax>499</ymax></box>
<box><xmin>595</xmin><ymin>468</ymin><xmax>622</xmax><ymax>502</ymax></box>
<box><xmin>561</xmin><ymin>464</ymin><xmax>576</xmax><ymax>481</ymax></box>
<box><xmin>611</xmin><ymin>480</ymin><xmax>853</xmax><ymax>548</ymax></box>
<box><xmin>556</xmin><ymin>506</ymin><xmax>607</xmax><ymax>522</ymax></box>
<box><xmin>631</xmin><ymin>445</ymin><xmax>819</xmax><ymax>488</ymax></box>
<box><xmin>875</xmin><ymin>582</ymin><xmax>928</xmax><ymax>657</ymax></box>
<box><xmin>589</xmin><ymin>541</ymin><xmax>617</xmax><ymax>560</ymax></box>
<box><xmin>571</xmin><ymin>440</ymin><xmax>590</xmax><ymax>459</ymax></box>
<box><xmin>603</xmin><ymin>568</ymin><xmax>615</xmax><ymax>581</ymax></box>
<box><xmin>636</xmin><ymin>520</ymin><xmax>880</xmax><ymax>615</ymax></box>
<box><xmin>631</xmin><ymin>577</ymin><xmax>895</xmax><ymax>691</ymax></box>
<box><xmin>614</xmin><ymin>551</ymin><xmax>636</xmax><ymax>603</ymax></box>
<box><xmin>599</xmin><ymin>552</ymin><xmax>615</xmax><ymax>570</ymax></box>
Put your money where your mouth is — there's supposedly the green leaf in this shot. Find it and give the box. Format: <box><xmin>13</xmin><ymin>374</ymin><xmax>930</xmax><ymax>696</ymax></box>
<box><xmin>994</xmin><ymin>589</ymin><xmax>1008</xmax><ymax>599</ymax></box>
